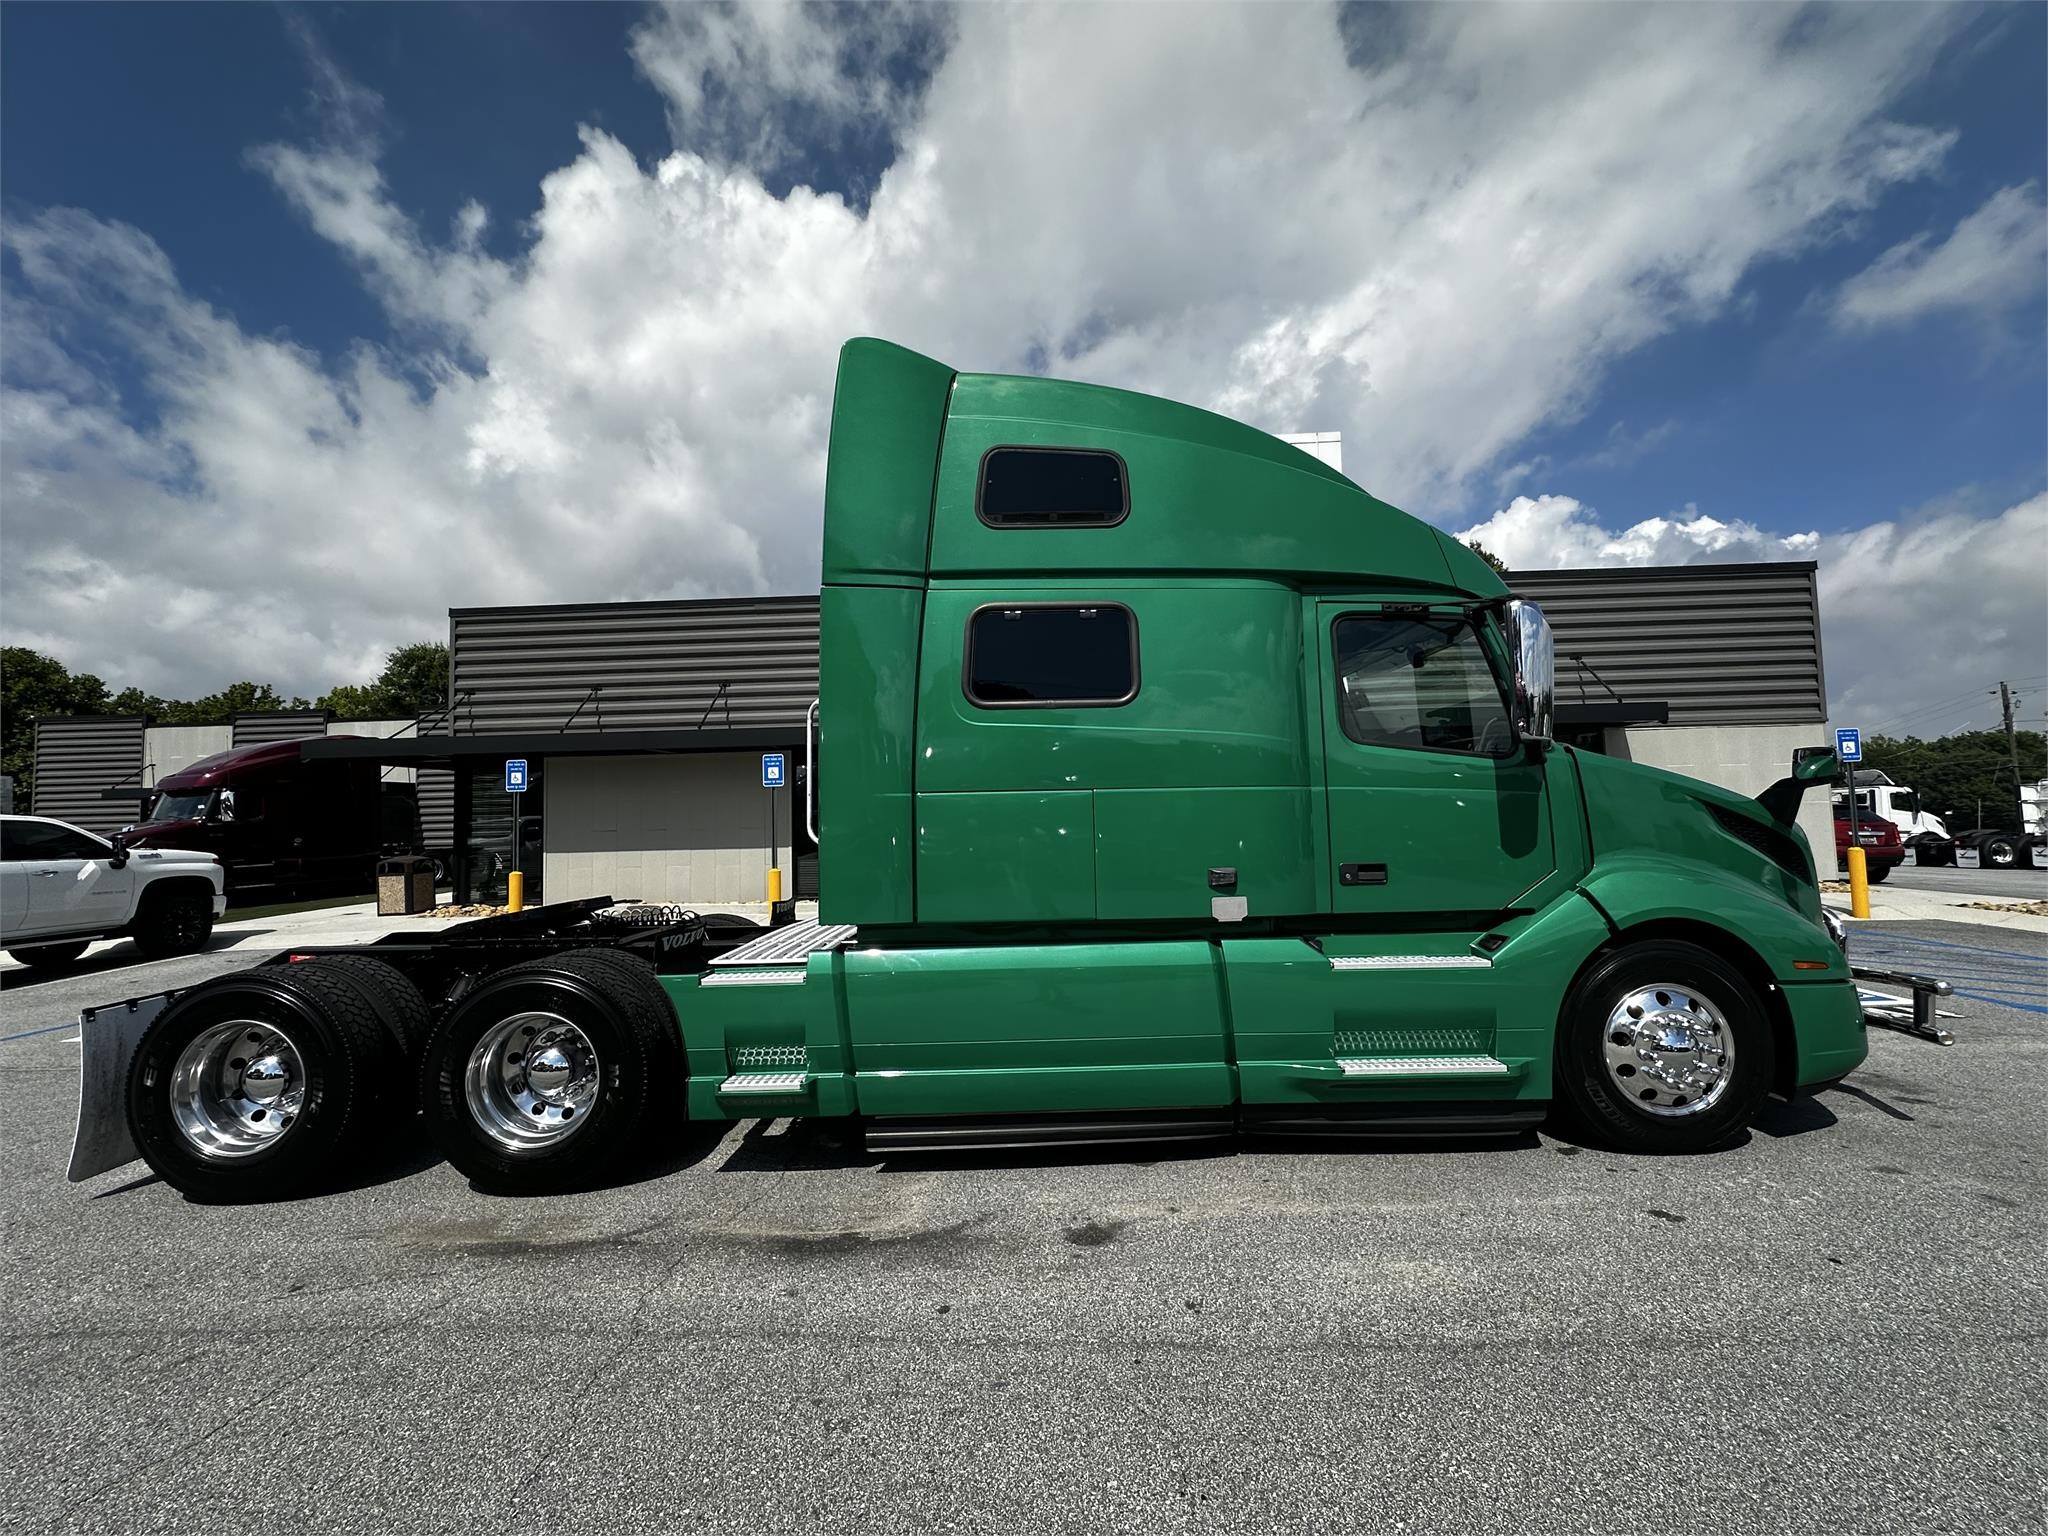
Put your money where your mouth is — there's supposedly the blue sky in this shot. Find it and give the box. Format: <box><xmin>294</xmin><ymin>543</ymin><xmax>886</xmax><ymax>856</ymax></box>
<box><xmin>2</xmin><ymin>3</ymin><xmax>2043</xmax><ymax>733</ymax></box>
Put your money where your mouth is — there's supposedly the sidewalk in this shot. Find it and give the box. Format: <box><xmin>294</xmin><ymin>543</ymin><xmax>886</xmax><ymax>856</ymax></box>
<box><xmin>1821</xmin><ymin>884</ymin><xmax>2048</xmax><ymax>938</ymax></box>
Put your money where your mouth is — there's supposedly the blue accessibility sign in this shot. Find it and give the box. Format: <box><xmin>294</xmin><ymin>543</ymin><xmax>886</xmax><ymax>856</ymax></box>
<box><xmin>505</xmin><ymin>758</ymin><xmax>529</xmax><ymax>794</ymax></box>
<box><xmin>761</xmin><ymin>753</ymin><xmax>786</xmax><ymax>789</ymax></box>
<box><xmin>1834</xmin><ymin>728</ymin><xmax>1861</xmax><ymax>764</ymax></box>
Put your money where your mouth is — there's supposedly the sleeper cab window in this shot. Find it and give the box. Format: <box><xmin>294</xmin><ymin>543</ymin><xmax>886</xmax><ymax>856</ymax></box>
<box><xmin>1332</xmin><ymin>614</ymin><xmax>1513</xmax><ymax>757</ymax></box>
<box><xmin>965</xmin><ymin>604</ymin><xmax>1139</xmax><ymax>708</ymax></box>
<box><xmin>977</xmin><ymin>447</ymin><xmax>1129</xmax><ymax>527</ymax></box>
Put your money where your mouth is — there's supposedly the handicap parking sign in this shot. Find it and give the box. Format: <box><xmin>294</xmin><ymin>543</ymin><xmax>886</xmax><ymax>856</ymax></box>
<box><xmin>1834</xmin><ymin>728</ymin><xmax>1861</xmax><ymax>764</ymax></box>
<box><xmin>505</xmin><ymin>758</ymin><xmax>528</xmax><ymax>793</ymax></box>
<box><xmin>762</xmin><ymin>753</ymin><xmax>786</xmax><ymax>789</ymax></box>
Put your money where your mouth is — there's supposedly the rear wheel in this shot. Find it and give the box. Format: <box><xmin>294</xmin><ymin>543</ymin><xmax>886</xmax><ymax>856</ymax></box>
<box><xmin>7</xmin><ymin>941</ymin><xmax>91</xmax><ymax>970</ymax></box>
<box><xmin>1864</xmin><ymin>862</ymin><xmax>1891</xmax><ymax>884</ymax></box>
<box><xmin>420</xmin><ymin>949</ymin><xmax>680</xmax><ymax>1195</ymax></box>
<box><xmin>1982</xmin><ymin>835</ymin><xmax>2019</xmax><ymax>869</ymax></box>
<box><xmin>132</xmin><ymin>886</ymin><xmax>214</xmax><ymax>959</ymax></box>
<box><xmin>128</xmin><ymin>965</ymin><xmax>397</xmax><ymax>1201</ymax></box>
<box><xmin>1553</xmin><ymin>940</ymin><xmax>1775</xmax><ymax>1153</ymax></box>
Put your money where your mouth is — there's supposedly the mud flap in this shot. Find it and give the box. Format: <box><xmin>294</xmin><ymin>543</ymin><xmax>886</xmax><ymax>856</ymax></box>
<box><xmin>68</xmin><ymin>993</ymin><xmax>173</xmax><ymax>1182</ymax></box>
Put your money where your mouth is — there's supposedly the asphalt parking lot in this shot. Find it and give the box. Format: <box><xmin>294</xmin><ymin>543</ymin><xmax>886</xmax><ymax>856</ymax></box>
<box><xmin>2</xmin><ymin>920</ymin><xmax>2043</xmax><ymax>1535</ymax></box>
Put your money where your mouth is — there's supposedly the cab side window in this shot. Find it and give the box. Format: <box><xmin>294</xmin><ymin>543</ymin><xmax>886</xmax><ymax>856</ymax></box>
<box><xmin>1333</xmin><ymin>615</ymin><xmax>1513</xmax><ymax>757</ymax></box>
<box><xmin>965</xmin><ymin>604</ymin><xmax>1139</xmax><ymax>707</ymax></box>
<box><xmin>3</xmin><ymin>820</ymin><xmax>108</xmax><ymax>860</ymax></box>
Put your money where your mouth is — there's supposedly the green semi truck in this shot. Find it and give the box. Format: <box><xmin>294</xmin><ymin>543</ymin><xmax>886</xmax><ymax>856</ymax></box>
<box><xmin>72</xmin><ymin>339</ymin><xmax>1908</xmax><ymax>1201</ymax></box>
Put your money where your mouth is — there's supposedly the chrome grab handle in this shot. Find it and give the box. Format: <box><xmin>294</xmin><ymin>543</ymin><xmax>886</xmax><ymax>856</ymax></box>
<box><xmin>804</xmin><ymin>697</ymin><xmax>820</xmax><ymax>845</ymax></box>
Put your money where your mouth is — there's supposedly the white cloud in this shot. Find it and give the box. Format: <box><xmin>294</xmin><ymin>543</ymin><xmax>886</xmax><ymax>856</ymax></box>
<box><xmin>0</xmin><ymin>2</ymin><xmax>2001</xmax><ymax>707</ymax></box>
<box><xmin>1834</xmin><ymin>182</ymin><xmax>2048</xmax><ymax>329</ymax></box>
<box><xmin>1454</xmin><ymin>491</ymin><xmax>2047</xmax><ymax>734</ymax></box>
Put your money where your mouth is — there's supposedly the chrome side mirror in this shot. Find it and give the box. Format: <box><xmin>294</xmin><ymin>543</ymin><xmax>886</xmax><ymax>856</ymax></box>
<box><xmin>1504</xmin><ymin>598</ymin><xmax>1555</xmax><ymax>747</ymax></box>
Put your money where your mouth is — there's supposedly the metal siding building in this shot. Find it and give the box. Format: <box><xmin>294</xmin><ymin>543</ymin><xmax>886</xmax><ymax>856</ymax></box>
<box><xmin>29</xmin><ymin>717</ymin><xmax>147</xmax><ymax>834</ymax></box>
<box><xmin>449</xmin><ymin>596</ymin><xmax>819</xmax><ymax>735</ymax></box>
<box><xmin>1512</xmin><ymin>563</ymin><xmax>1824</xmax><ymax>727</ymax></box>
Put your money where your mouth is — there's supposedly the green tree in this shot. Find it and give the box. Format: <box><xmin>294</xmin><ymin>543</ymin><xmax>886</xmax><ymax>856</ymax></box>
<box><xmin>1862</xmin><ymin>727</ymin><xmax>2047</xmax><ymax>831</ymax></box>
<box><xmin>1</xmin><ymin>646</ymin><xmax>113</xmax><ymax>806</ymax></box>
<box><xmin>1465</xmin><ymin>542</ymin><xmax>1511</xmax><ymax>576</ymax></box>
<box><xmin>373</xmin><ymin>642</ymin><xmax>450</xmax><ymax>719</ymax></box>
<box><xmin>316</xmin><ymin>642</ymin><xmax>449</xmax><ymax>720</ymax></box>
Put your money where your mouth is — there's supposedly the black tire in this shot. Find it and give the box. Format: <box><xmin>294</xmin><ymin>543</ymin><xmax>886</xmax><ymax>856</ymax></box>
<box><xmin>131</xmin><ymin>885</ymin><xmax>214</xmax><ymax>959</ymax></box>
<box><xmin>1864</xmin><ymin>862</ymin><xmax>1891</xmax><ymax>884</ymax></box>
<box><xmin>1553</xmin><ymin>939</ymin><xmax>1775</xmax><ymax>1154</ymax></box>
<box><xmin>128</xmin><ymin>964</ymin><xmax>398</xmax><ymax>1201</ymax></box>
<box><xmin>298</xmin><ymin>955</ymin><xmax>434</xmax><ymax>1058</ymax></box>
<box><xmin>7</xmin><ymin>941</ymin><xmax>92</xmax><ymax>970</ymax></box>
<box><xmin>421</xmin><ymin>948</ymin><xmax>681</xmax><ymax>1195</ymax></box>
<box><xmin>1982</xmin><ymin>835</ymin><xmax>2019</xmax><ymax>869</ymax></box>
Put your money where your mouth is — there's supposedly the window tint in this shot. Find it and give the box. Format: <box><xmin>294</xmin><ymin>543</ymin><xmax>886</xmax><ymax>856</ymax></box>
<box><xmin>977</xmin><ymin>448</ymin><xmax>1129</xmax><ymax>527</ymax></box>
<box><xmin>3</xmin><ymin>820</ymin><xmax>108</xmax><ymax>861</ymax></box>
<box><xmin>965</xmin><ymin>605</ymin><xmax>1138</xmax><ymax>707</ymax></box>
<box><xmin>1333</xmin><ymin>615</ymin><xmax>1512</xmax><ymax>756</ymax></box>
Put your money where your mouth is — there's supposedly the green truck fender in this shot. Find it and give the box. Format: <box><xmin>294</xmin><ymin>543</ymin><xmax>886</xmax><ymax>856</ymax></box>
<box><xmin>1573</xmin><ymin>854</ymin><xmax>1863</xmax><ymax>1090</ymax></box>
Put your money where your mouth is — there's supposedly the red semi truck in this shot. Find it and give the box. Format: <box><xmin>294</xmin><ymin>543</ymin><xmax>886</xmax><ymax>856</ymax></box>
<box><xmin>122</xmin><ymin>739</ymin><xmax>436</xmax><ymax>899</ymax></box>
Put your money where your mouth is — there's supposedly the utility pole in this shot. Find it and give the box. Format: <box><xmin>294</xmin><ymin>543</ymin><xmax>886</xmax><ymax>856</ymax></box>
<box><xmin>1998</xmin><ymin>684</ymin><xmax>2031</xmax><ymax>831</ymax></box>
<box><xmin>1999</xmin><ymin>681</ymin><xmax>2023</xmax><ymax>786</ymax></box>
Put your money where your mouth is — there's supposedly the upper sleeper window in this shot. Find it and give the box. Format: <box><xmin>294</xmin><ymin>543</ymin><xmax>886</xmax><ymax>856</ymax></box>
<box><xmin>977</xmin><ymin>447</ymin><xmax>1129</xmax><ymax>527</ymax></box>
<box><xmin>965</xmin><ymin>605</ymin><xmax>1138</xmax><ymax>708</ymax></box>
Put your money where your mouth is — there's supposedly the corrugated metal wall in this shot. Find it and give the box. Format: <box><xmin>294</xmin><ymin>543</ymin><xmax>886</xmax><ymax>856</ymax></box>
<box><xmin>232</xmin><ymin>711</ymin><xmax>332</xmax><ymax>745</ymax></box>
<box><xmin>30</xmin><ymin>717</ymin><xmax>148</xmax><ymax>834</ymax></box>
<box><xmin>449</xmin><ymin>596</ymin><xmax>820</xmax><ymax>734</ymax></box>
<box><xmin>1509</xmin><ymin>563</ymin><xmax>1823</xmax><ymax>726</ymax></box>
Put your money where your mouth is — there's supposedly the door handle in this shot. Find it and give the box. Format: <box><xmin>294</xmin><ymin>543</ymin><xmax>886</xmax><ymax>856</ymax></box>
<box><xmin>1339</xmin><ymin>863</ymin><xmax>1388</xmax><ymax>887</ymax></box>
<box><xmin>33</xmin><ymin>869</ymin><xmax>61</xmax><ymax>878</ymax></box>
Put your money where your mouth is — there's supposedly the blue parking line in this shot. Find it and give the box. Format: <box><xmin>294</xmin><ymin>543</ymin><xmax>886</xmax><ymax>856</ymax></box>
<box><xmin>0</xmin><ymin>1020</ymin><xmax>83</xmax><ymax>1043</ymax></box>
<box><xmin>1853</xmin><ymin>932</ymin><xmax>2048</xmax><ymax>965</ymax></box>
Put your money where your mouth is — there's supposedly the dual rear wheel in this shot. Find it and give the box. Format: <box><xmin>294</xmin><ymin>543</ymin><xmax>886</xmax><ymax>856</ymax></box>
<box><xmin>128</xmin><ymin>949</ymin><xmax>679</xmax><ymax>1200</ymax></box>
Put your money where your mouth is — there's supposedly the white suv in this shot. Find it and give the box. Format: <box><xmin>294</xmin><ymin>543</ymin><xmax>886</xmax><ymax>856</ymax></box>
<box><xmin>1</xmin><ymin>814</ymin><xmax>226</xmax><ymax>971</ymax></box>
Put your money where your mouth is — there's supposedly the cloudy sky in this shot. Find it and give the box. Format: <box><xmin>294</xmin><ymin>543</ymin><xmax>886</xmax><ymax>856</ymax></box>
<box><xmin>3</xmin><ymin>2</ymin><xmax>2043</xmax><ymax>738</ymax></box>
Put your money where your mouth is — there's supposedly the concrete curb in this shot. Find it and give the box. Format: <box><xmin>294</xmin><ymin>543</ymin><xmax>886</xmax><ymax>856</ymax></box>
<box><xmin>1822</xmin><ymin>889</ymin><xmax>2048</xmax><ymax>936</ymax></box>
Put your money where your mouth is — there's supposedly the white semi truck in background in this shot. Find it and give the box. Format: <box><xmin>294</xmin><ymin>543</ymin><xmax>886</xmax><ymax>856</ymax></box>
<box><xmin>1840</xmin><ymin>769</ymin><xmax>2042</xmax><ymax>871</ymax></box>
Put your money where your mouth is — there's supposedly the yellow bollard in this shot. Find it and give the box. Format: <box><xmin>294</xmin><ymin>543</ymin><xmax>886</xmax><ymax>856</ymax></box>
<box><xmin>507</xmin><ymin>870</ymin><xmax>525</xmax><ymax>913</ymax></box>
<box><xmin>767</xmin><ymin>867</ymin><xmax>783</xmax><ymax>904</ymax></box>
<box><xmin>1846</xmin><ymin>847</ymin><xmax>1870</xmax><ymax>920</ymax></box>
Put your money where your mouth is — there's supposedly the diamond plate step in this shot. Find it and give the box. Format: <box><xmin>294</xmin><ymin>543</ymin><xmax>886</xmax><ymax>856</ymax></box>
<box><xmin>1336</xmin><ymin>1055</ymin><xmax>1511</xmax><ymax>1078</ymax></box>
<box><xmin>717</xmin><ymin>1072</ymin><xmax>811</xmax><ymax>1095</ymax></box>
<box><xmin>701</xmin><ymin>968</ymin><xmax>809</xmax><ymax>987</ymax></box>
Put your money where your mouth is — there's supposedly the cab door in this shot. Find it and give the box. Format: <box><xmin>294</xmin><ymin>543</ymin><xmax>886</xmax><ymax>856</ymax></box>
<box><xmin>1318</xmin><ymin>603</ymin><xmax>1553</xmax><ymax>916</ymax></box>
<box><xmin>14</xmin><ymin>820</ymin><xmax>133</xmax><ymax>937</ymax></box>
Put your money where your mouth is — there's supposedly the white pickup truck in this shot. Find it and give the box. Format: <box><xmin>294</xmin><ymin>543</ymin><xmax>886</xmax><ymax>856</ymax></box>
<box><xmin>1</xmin><ymin>814</ymin><xmax>225</xmax><ymax>971</ymax></box>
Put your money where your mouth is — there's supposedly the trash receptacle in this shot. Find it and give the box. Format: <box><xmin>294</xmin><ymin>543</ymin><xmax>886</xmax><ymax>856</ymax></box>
<box><xmin>377</xmin><ymin>856</ymin><xmax>436</xmax><ymax>915</ymax></box>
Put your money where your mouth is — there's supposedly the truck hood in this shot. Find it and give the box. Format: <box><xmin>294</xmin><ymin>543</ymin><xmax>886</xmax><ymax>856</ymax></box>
<box><xmin>1571</xmin><ymin>748</ymin><xmax>1820</xmax><ymax>909</ymax></box>
<box><xmin>125</xmin><ymin>845</ymin><xmax>220</xmax><ymax>868</ymax></box>
<box><xmin>121</xmin><ymin>819</ymin><xmax>206</xmax><ymax>846</ymax></box>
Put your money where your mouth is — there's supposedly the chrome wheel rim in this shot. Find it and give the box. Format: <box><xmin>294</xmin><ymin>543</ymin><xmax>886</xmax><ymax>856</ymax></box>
<box><xmin>170</xmin><ymin>1019</ymin><xmax>307</xmax><ymax>1159</ymax></box>
<box><xmin>1601</xmin><ymin>983</ymin><xmax>1735</xmax><ymax>1118</ymax></box>
<box><xmin>463</xmin><ymin>1010</ymin><xmax>600</xmax><ymax>1153</ymax></box>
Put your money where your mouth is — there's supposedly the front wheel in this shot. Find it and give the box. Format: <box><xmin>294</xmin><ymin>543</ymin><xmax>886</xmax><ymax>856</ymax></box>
<box><xmin>7</xmin><ymin>941</ymin><xmax>91</xmax><ymax>971</ymax></box>
<box><xmin>132</xmin><ymin>886</ymin><xmax>214</xmax><ymax>959</ymax></box>
<box><xmin>1553</xmin><ymin>940</ymin><xmax>1775</xmax><ymax>1154</ymax></box>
